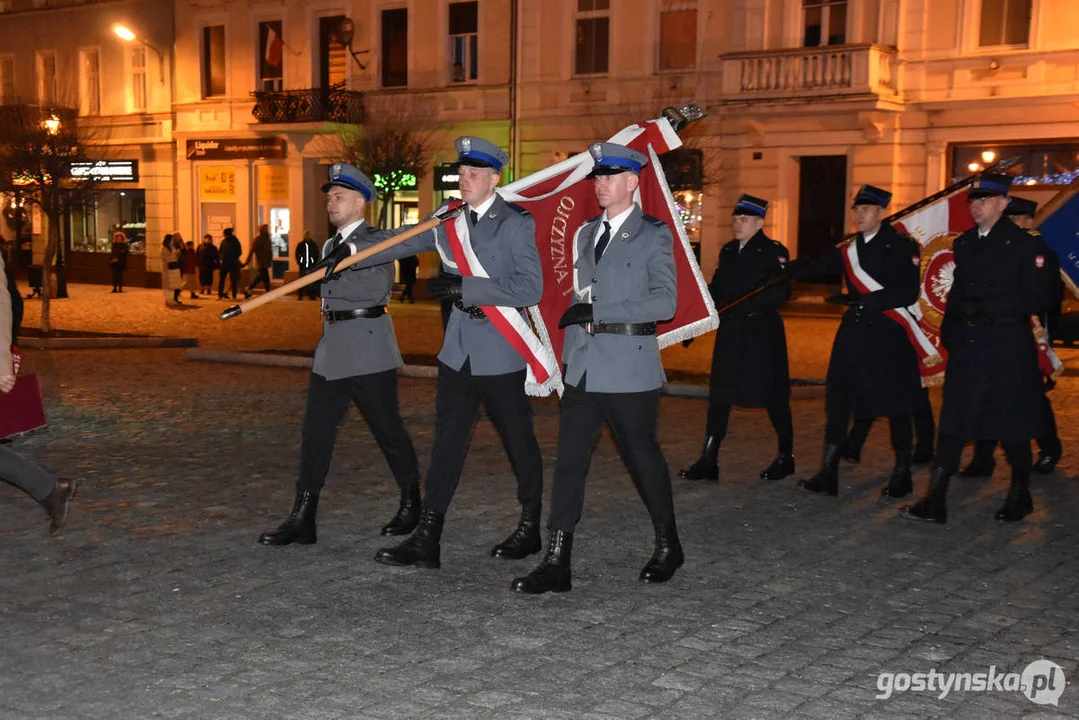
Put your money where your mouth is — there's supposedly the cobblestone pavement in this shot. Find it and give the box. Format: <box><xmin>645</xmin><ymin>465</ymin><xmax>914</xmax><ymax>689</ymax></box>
<box><xmin>2</xmin><ymin>285</ymin><xmax>1079</xmax><ymax>718</ymax></box>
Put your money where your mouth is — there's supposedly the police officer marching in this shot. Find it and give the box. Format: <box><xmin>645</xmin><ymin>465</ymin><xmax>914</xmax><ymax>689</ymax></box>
<box><xmin>512</xmin><ymin>141</ymin><xmax>681</xmax><ymax>594</ymax></box>
<box><xmin>349</xmin><ymin>136</ymin><xmax>546</xmax><ymax>571</ymax></box>
<box><xmin>903</xmin><ymin>173</ymin><xmax>1051</xmax><ymax>524</ymax></box>
<box><xmin>680</xmin><ymin>194</ymin><xmax>795</xmax><ymax>483</ymax></box>
<box><xmin>258</xmin><ymin>163</ymin><xmax>423</xmax><ymax>547</ymax></box>
<box><xmin>795</xmin><ymin>185</ymin><xmax>925</xmax><ymax>499</ymax></box>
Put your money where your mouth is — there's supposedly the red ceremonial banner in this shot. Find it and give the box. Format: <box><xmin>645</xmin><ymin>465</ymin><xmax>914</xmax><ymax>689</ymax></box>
<box><xmin>0</xmin><ymin>373</ymin><xmax>48</xmax><ymax>439</ymax></box>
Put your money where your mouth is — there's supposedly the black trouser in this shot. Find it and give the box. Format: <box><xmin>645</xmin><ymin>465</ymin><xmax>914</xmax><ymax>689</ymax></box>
<box><xmin>110</xmin><ymin>266</ymin><xmax>124</xmax><ymax>290</ymax></box>
<box><xmin>402</xmin><ymin>279</ymin><xmax>416</xmax><ymax>302</ymax></box>
<box><xmin>297</xmin><ymin>369</ymin><xmax>420</xmax><ymax>495</ymax></box>
<box><xmin>219</xmin><ymin>266</ymin><xmax>240</xmax><ymax>297</ymax></box>
<box><xmin>423</xmin><ymin>361</ymin><xmax>543</xmax><ymax>515</ymax></box>
<box><xmin>845</xmin><ymin>389</ymin><xmax>933</xmax><ymax>454</ymax></box>
<box><xmin>706</xmin><ymin>400</ymin><xmax>793</xmax><ymax>455</ymax></box>
<box><xmin>937</xmin><ymin>434</ymin><xmax>1031</xmax><ymax>476</ymax></box>
<box><xmin>297</xmin><ymin>269</ymin><xmax>319</xmax><ymax>299</ymax></box>
<box><xmin>548</xmin><ymin>379</ymin><xmax>674</xmax><ymax>533</ymax></box>
<box><xmin>247</xmin><ymin>268</ymin><xmax>271</xmax><ymax>293</ymax></box>
<box><xmin>968</xmin><ymin>393</ymin><xmax>1061</xmax><ymax>463</ymax></box>
<box><xmin>825</xmin><ymin>402</ymin><xmax>912</xmax><ymax>453</ymax></box>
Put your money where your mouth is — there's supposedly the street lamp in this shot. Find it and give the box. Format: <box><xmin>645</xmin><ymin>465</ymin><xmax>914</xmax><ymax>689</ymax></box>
<box><xmin>42</xmin><ymin>114</ymin><xmax>61</xmax><ymax>135</ymax></box>
<box><xmin>113</xmin><ymin>23</ymin><xmax>165</xmax><ymax>83</ymax></box>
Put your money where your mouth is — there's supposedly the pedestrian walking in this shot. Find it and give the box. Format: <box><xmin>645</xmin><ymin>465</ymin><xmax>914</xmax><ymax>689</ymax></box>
<box><xmin>258</xmin><ymin>164</ymin><xmax>423</xmax><ymax>546</ymax></box>
<box><xmin>197</xmin><ymin>234</ymin><xmax>219</xmax><ymax>296</ymax></box>
<box><xmin>294</xmin><ymin>230</ymin><xmax>320</xmax><ymax>301</ymax></box>
<box><xmin>349</xmin><ymin>136</ymin><xmax>546</xmax><ymax>571</ymax></box>
<box><xmin>218</xmin><ymin>228</ymin><xmax>242</xmax><ymax>300</ymax></box>
<box><xmin>109</xmin><ymin>230</ymin><xmax>128</xmax><ymax>293</ymax></box>
<box><xmin>513</xmin><ymin>141</ymin><xmax>681</xmax><ymax>594</ymax></box>
<box><xmin>242</xmin><ymin>224</ymin><xmax>273</xmax><ymax>298</ymax></box>
<box><xmin>398</xmin><ymin>255</ymin><xmax>419</xmax><ymax>303</ymax></box>
<box><xmin>680</xmin><ymin>194</ymin><xmax>794</xmax><ymax>483</ymax></box>
<box><xmin>160</xmin><ymin>233</ymin><xmax>184</xmax><ymax>306</ymax></box>
<box><xmin>183</xmin><ymin>240</ymin><xmax>199</xmax><ymax>299</ymax></box>
<box><xmin>0</xmin><ymin>252</ymin><xmax>76</xmax><ymax>535</ymax></box>
<box><xmin>794</xmin><ymin>185</ymin><xmax>925</xmax><ymax>499</ymax></box>
<box><xmin>903</xmin><ymin>174</ymin><xmax>1050</xmax><ymax>524</ymax></box>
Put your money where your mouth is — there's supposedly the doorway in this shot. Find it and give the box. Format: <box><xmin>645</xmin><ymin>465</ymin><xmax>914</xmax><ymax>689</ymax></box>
<box><xmin>797</xmin><ymin>155</ymin><xmax>847</xmax><ymax>282</ymax></box>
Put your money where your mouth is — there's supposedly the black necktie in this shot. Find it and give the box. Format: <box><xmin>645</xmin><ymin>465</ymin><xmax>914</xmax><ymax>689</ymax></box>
<box><xmin>594</xmin><ymin>221</ymin><xmax>611</xmax><ymax>264</ymax></box>
<box><xmin>329</xmin><ymin>232</ymin><xmax>342</xmax><ymax>254</ymax></box>
<box><xmin>469</xmin><ymin>209</ymin><xmax>479</xmax><ymax>226</ymax></box>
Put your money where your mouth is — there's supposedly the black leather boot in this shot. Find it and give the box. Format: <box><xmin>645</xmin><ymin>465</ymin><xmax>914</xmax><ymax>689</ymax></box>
<box><xmin>491</xmin><ymin>506</ymin><xmax>542</xmax><ymax>559</ymax></box>
<box><xmin>797</xmin><ymin>444</ymin><xmax>840</xmax><ymax>496</ymax></box>
<box><xmin>881</xmin><ymin>450</ymin><xmax>913</xmax><ymax>498</ymax></box>
<box><xmin>380</xmin><ymin>484</ymin><xmax>421</xmax><ymax>536</ymax></box>
<box><xmin>374</xmin><ymin>509</ymin><xmax>443</xmax><ymax>568</ymax></box>
<box><xmin>912</xmin><ymin>444</ymin><xmax>934</xmax><ymax>465</ymax></box>
<box><xmin>901</xmin><ymin>464</ymin><xmax>950</xmax><ymax>524</ymax></box>
<box><xmin>760</xmin><ymin>453</ymin><xmax>795</xmax><ymax>480</ymax></box>
<box><xmin>258</xmin><ymin>490</ymin><xmax>319</xmax><ymax>546</ymax></box>
<box><xmin>639</xmin><ymin>520</ymin><xmax>684</xmax><ymax>584</ymax></box>
<box><xmin>994</xmin><ymin>470</ymin><xmax>1034</xmax><ymax>522</ymax></box>
<box><xmin>510</xmin><ymin>530</ymin><xmax>573</xmax><ymax>594</ymax></box>
<box><xmin>679</xmin><ymin>436</ymin><xmax>719</xmax><ymax>481</ymax></box>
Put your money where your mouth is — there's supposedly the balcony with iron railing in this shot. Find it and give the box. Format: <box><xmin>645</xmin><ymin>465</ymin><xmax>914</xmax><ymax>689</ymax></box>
<box><xmin>720</xmin><ymin>44</ymin><xmax>898</xmax><ymax>102</ymax></box>
<box><xmin>250</xmin><ymin>84</ymin><xmax>364</xmax><ymax>125</ymax></box>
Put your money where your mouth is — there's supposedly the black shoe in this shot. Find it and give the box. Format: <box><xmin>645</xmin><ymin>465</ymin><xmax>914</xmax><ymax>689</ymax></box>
<box><xmin>994</xmin><ymin>486</ymin><xmax>1034</xmax><ymax>522</ymax></box>
<box><xmin>881</xmin><ymin>451</ymin><xmax>913</xmax><ymax>498</ymax></box>
<box><xmin>41</xmin><ymin>478</ymin><xmax>77</xmax><ymax>536</ymax></box>
<box><xmin>900</xmin><ymin>465</ymin><xmax>950</xmax><ymax>524</ymax></box>
<box><xmin>381</xmin><ymin>484</ymin><xmax>421</xmax><ymax>536</ymax></box>
<box><xmin>491</xmin><ymin>506</ymin><xmax>542</xmax><ymax>559</ymax></box>
<box><xmin>679</xmin><ymin>436</ymin><xmax>719</xmax><ymax>481</ymax></box>
<box><xmin>760</xmin><ymin>453</ymin><xmax>795</xmax><ymax>481</ymax></box>
<box><xmin>1033</xmin><ymin>451</ymin><xmax>1060</xmax><ymax>475</ymax></box>
<box><xmin>912</xmin><ymin>445</ymin><xmax>934</xmax><ymax>464</ymax></box>
<box><xmin>511</xmin><ymin>530</ymin><xmax>573</xmax><ymax>594</ymax></box>
<box><xmin>959</xmin><ymin>458</ymin><xmax>996</xmax><ymax>478</ymax></box>
<box><xmin>258</xmin><ymin>491</ymin><xmax>319</xmax><ymax>546</ymax></box>
<box><xmin>243</xmin><ymin>290</ymin><xmax>252</xmax><ymax>299</ymax></box>
<box><xmin>797</xmin><ymin>445</ymin><xmax>840</xmax><ymax>496</ymax></box>
<box><xmin>639</xmin><ymin>520</ymin><xmax>684</xmax><ymax>584</ymax></box>
<box><xmin>374</xmin><ymin>509</ymin><xmax>443</xmax><ymax>569</ymax></box>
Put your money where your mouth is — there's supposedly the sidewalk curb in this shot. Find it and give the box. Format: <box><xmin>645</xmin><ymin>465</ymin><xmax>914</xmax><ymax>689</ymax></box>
<box><xmin>19</xmin><ymin>336</ymin><xmax>199</xmax><ymax>349</ymax></box>
<box><xmin>186</xmin><ymin>348</ymin><xmax>826</xmax><ymax>399</ymax></box>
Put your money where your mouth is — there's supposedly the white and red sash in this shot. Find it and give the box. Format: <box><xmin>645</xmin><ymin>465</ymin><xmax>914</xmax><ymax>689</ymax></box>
<box><xmin>841</xmin><ymin>240</ymin><xmax>943</xmax><ymax>378</ymax></box>
<box><xmin>438</xmin><ymin>208</ymin><xmax>562</xmax><ymax>397</ymax></box>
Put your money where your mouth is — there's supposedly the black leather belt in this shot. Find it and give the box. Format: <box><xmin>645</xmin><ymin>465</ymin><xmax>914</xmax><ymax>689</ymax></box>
<box><xmin>581</xmin><ymin>322</ymin><xmax>657</xmax><ymax>336</ymax></box>
<box><xmin>323</xmin><ymin>306</ymin><xmax>386</xmax><ymax>323</ymax></box>
<box><xmin>453</xmin><ymin>299</ymin><xmax>487</xmax><ymax>319</ymax></box>
<box><xmin>959</xmin><ymin>314</ymin><xmax>1026</xmax><ymax>326</ymax></box>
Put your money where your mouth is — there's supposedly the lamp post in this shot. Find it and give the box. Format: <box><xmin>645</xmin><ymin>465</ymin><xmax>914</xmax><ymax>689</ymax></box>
<box><xmin>41</xmin><ymin>112</ymin><xmax>68</xmax><ymax>299</ymax></box>
<box><xmin>113</xmin><ymin>23</ymin><xmax>165</xmax><ymax>83</ymax></box>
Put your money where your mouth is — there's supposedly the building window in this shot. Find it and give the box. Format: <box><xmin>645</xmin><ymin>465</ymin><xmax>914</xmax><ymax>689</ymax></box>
<box><xmin>318</xmin><ymin>15</ymin><xmax>347</xmax><ymax>89</ymax></box>
<box><xmin>658</xmin><ymin>0</ymin><xmax>697</xmax><ymax>71</ymax></box>
<box><xmin>979</xmin><ymin>0</ymin><xmax>1031</xmax><ymax>47</ymax></box>
<box><xmin>202</xmin><ymin>25</ymin><xmax>227</xmax><ymax>98</ymax></box>
<box><xmin>803</xmin><ymin>0</ymin><xmax>847</xmax><ymax>47</ymax></box>
<box><xmin>258</xmin><ymin>20</ymin><xmax>284</xmax><ymax>91</ymax></box>
<box><xmin>575</xmin><ymin>0</ymin><xmax>609</xmax><ymax>76</ymax></box>
<box><xmin>0</xmin><ymin>55</ymin><xmax>14</xmax><ymax>104</ymax></box>
<box><xmin>660</xmin><ymin>149</ymin><xmax>704</xmax><ymax>260</ymax></box>
<box><xmin>37</xmin><ymin>51</ymin><xmax>58</xmax><ymax>105</ymax></box>
<box><xmin>381</xmin><ymin>8</ymin><xmax>409</xmax><ymax>88</ymax></box>
<box><xmin>951</xmin><ymin>142</ymin><xmax>1079</xmax><ymax>186</ymax></box>
<box><xmin>449</xmin><ymin>1</ymin><xmax>478</xmax><ymax>83</ymax></box>
<box><xmin>80</xmin><ymin>49</ymin><xmax>100</xmax><ymax>116</ymax></box>
<box><xmin>131</xmin><ymin>46</ymin><xmax>147</xmax><ymax>111</ymax></box>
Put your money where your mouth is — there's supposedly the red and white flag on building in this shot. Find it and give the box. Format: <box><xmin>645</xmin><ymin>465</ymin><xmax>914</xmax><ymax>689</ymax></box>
<box><xmin>894</xmin><ymin>188</ymin><xmax>1062</xmax><ymax>384</ymax></box>
<box><xmin>496</xmin><ymin>117</ymin><xmax>718</xmax><ymax>396</ymax></box>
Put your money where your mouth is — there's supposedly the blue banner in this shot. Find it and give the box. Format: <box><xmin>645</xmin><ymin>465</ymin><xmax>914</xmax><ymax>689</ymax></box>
<box><xmin>1038</xmin><ymin>192</ymin><xmax>1079</xmax><ymax>296</ymax></box>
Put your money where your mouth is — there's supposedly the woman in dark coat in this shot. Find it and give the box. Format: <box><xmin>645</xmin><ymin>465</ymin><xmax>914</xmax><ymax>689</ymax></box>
<box><xmin>197</xmin><ymin>234</ymin><xmax>219</xmax><ymax>295</ymax></box>
<box><xmin>109</xmin><ymin>231</ymin><xmax>128</xmax><ymax>293</ymax></box>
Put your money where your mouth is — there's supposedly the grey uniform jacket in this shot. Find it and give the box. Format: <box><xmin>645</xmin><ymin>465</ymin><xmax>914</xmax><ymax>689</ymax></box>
<box><xmin>312</xmin><ymin>223</ymin><xmax>404</xmax><ymax>381</ymax></box>
<box><xmin>358</xmin><ymin>194</ymin><xmax>543</xmax><ymax>376</ymax></box>
<box><xmin>563</xmin><ymin>206</ymin><xmax>677</xmax><ymax>393</ymax></box>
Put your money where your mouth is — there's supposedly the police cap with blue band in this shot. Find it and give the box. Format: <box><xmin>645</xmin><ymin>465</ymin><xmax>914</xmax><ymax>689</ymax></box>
<box><xmin>732</xmin><ymin>194</ymin><xmax>768</xmax><ymax>218</ymax></box>
<box><xmin>852</xmin><ymin>184</ymin><xmax>892</xmax><ymax>208</ymax></box>
<box><xmin>321</xmin><ymin>162</ymin><xmax>377</xmax><ymax>202</ymax></box>
<box><xmin>1004</xmin><ymin>196</ymin><xmax>1037</xmax><ymax>217</ymax></box>
<box><xmin>588</xmin><ymin>142</ymin><xmax>648</xmax><ymax>176</ymax></box>
<box><xmin>454</xmin><ymin>136</ymin><xmax>509</xmax><ymax>172</ymax></box>
<box><xmin>967</xmin><ymin>172</ymin><xmax>1013</xmax><ymax>200</ymax></box>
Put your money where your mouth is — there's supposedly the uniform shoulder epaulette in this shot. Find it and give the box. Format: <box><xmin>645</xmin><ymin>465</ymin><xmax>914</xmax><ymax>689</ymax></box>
<box><xmin>504</xmin><ymin>201</ymin><xmax>531</xmax><ymax>217</ymax></box>
<box><xmin>641</xmin><ymin>214</ymin><xmax>667</xmax><ymax>228</ymax></box>
<box><xmin>1027</xmin><ymin>228</ymin><xmax>1043</xmax><ymax>239</ymax></box>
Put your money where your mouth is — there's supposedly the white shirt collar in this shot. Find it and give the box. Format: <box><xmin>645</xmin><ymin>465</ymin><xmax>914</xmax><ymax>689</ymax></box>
<box><xmin>334</xmin><ymin>218</ymin><xmax>365</xmax><ymax>242</ymax></box>
<box><xmin>862</xmin><ymin>229</ymin><xmax>879</xmax><ymax>243</ymax></box>
<box><xmin>469</xmin><ymin>192</ymin><xmax>498</xmax><ymax>219</ymax></box>
<box><xmin>600</xmin><ymin>203</ymin><xmax>637</xmax><ymax>240</ymax></box>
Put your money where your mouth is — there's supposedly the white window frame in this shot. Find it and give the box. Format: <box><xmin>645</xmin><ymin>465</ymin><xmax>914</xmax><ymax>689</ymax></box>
<box><xmin>36</xmin><ymin>50</ymin><xmax>58</xmax><ymax>106</ymax></box>
<box><xmin>656</xmin><ymin>0</ymin><xmax>699</xmax><ymax>73</ymax></box>
<box><xmin>447</xmin><ymin>0</ymin><xmax>479</xmax><ymax>85</ymax></box>
<box><xmin>130</xmin><ymin>46</ymin><xmax>147</xmax><ymax>112</ymax></box>
<box><xmin>573</xmin><ymin>0</ymin><xmax>610</xmax><ymax>77</ymax></box>
<box><xmin>802</xmin><ymin>0</ymin><xmax>849</xmax><ymax>48</ymax></box>
<box><xmin>201</xmin><ymin>23</ymin><xmax>229</xmax><ymax>99</ymax></box>
<box><xmin>254</xmin><ymin>16</ymin><xmax>285</xmax><ymax>93</ymax></box>
<box><xmin>79</xmin><ymin>47</ymin><xmax>101</xmax><ymax>116</ymax></box>
<box><xmin>977</xmin><ymin>0</ymin><xmax>1033</xmax><ymax>49</ymax></box>
<box><xmin>0</xmin><ymin>55</ymin><xmax>15</xmax><ymax>105</ymax></box>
